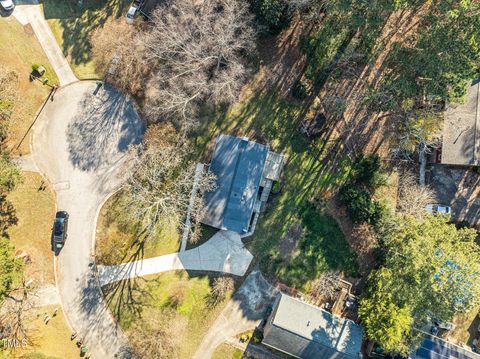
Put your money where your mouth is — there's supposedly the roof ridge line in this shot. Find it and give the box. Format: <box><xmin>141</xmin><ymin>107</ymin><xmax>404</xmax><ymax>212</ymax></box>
<box><xmin>220</xmin><ymin>138</ymin><xmax>248</xmax><ymax>227</ymax></box>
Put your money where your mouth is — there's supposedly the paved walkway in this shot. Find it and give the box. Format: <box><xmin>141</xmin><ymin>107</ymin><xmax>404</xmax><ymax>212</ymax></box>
<box><xmin>14</xmin><ymin>2</ymin><xmax>78</xmax><ymax>86</ymax></box>
<box><xmin>98</xmin><ymin>230</ymin><xmax>254</xmax><ymax>286</ymax></box>
<box><xmin>192</xmin><ymin>271</ymin><xmax>278</xmax><ymax>359</ymax></box>
<box><xmin>181</xmin><ymin>163</ymin><xmax>205</xmax><ymax>251</ymax></box>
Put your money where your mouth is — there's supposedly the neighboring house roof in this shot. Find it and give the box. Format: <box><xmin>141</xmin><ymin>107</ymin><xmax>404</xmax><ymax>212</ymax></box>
<box><xmin>263</xmin><ymin>293</ymin><xmax>364</xmax><ymax>359</ymax></box>
<box><xmin>411</xmin><ymin>334</ymin><xmax>480</xmax><ymax>359</ymax></box>
<box><xmin>139</xmin><ymin>0</ymin><xmax>161</xmax><ymax>16</ymax></box>
<box><xmin>202</xmin><ymin>135</ymin><xmax>269</xmax><ymax>233</ymax></box>
<box><xmin>442</xmin><ymin>79</ymin><xmax>480</xmax><ymax>166</ymax></box>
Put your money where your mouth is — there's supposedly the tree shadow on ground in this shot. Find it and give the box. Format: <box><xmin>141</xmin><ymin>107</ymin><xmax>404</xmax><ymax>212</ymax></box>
<box><xmin>66</xmin><ymin>84</ymin><xmax>143</xmax><ymax>172</ymax></box>
<box><xmin>192</xmin><ymin>6</ymin><xmax>425</xmax><ymax>288</ymax></box>
<box><xmin>42</xmin><ymin>0</ymin><xmax>131</xmax><ymax>68</ymax></box>
<box><xmin>97</xmin><ymin>223</ymin><xmax>168</xmax><ymax>325</ymax></box>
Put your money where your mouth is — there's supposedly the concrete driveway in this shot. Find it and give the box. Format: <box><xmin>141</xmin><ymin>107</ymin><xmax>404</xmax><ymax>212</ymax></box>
<box><xmin>428</xmin><ymin>164</ymin><xmax>480</xmax><ymax>227</ymax></box>
<box><xmin>98</xmin><ymin>230</ymin><xmax>254</xmax><ymax>286</ymax></box>
<box><xmin>32</xmin><ymin>81</ymin><xmax>144</xmax><ymax>358</ymax></box>
<box><xmin>192</xmin><ymin>271</ymin><xmax>278</xmax><ymax>359</ymax></box>
<box><xmin>13</xmin><ymin>1</ymin><xmax>77</xmax><ymax>86</ymax></box>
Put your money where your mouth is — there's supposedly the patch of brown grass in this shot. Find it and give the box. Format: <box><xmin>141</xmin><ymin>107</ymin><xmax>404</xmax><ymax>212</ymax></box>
<box><xmin>326</xmin><ymin>197</ymin><xmax>377</xmax><ymax>277</ymax></box>
<box><xmin>95</xmin><ymin>191</ymin><xmax>181</xmax><ymax>265</ymax></box>
<box><xmin>449</xmin><ymin>308</ymin><xmax>480</xmax><ymax>347</ymax></box>
<box><xmin>278</xmin><ymin>221</ymin><xmax>302</xmax><ymax>259</ymax></box>
<box><xmin>7</xmin><ymin>172</ymin><xmax>56</xmax><ymax>286</ymax></box>
<box><xmin>10</xmin><ymin>305</ymin><xmax>79</xmax><ymax>359</ymax></box>
<box><xmin>0</xmin><ymin>17</ymin><xmax>59</xmax><ymax>155</ymax></box>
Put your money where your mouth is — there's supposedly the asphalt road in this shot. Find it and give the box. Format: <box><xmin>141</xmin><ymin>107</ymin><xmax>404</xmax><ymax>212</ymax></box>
<box><xmin>32</xmin><ymin>81</ymin><xmax>144</xmax><ymax>358</ymax></box>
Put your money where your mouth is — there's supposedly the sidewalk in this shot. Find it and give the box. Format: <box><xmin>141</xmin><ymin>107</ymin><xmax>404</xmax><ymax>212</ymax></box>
<box><xmin>14</xmin><ymin>3</ymin><xmax>78</xmax><ymax>86</ymax></box>
<box><xmin>98</xmin><ymin>230</ymin><xmax>254</xmax><ymax>286</ymax></box>
<box><xmin>180</xmin><ymin>163</ymin><xmax>205</xmax><ymax>251</ymax></box>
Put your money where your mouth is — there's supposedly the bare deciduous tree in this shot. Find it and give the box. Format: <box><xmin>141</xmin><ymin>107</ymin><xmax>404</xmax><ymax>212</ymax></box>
<box><xmin>350</xmin><ymin>222</ymin><xmax>378</xmax><ymax>274</ymax></box>
<box><xmin>90</xmin><ymin>19</ymin><xmax>148</xmax><ymax>95</ymax></box>
<box><xmin>397</xmin><ymin>171</ymin><xmax>436</xmax><ymax>218</ymax></box>
<box><xmin>395</xmin><ymin>109</ymin><xmax>442</xmax><ymax>155</ymax></box>
<box><xmin>309</xmin><ymin>271</ymin><xmax>340</xmax><ymax>301</ymax></box>
<box><xmin>208</xmin><ymin>276</ymin><xmax>234</xmax><ymax>307</ymax></box>
<box><xmin>143</xmin><ymin>0</ymin><xmax>256</xmax><ymax>129</ymax></box>
<box><xmin>0</xmin><ymin>279</ymin><xmax>35</xmax><ymax>345</ymax></box>
<box><xmin>143</xmin><ymin>121</ymin><xmax>180</xmax><ymax>151</ymax></box>
<box><xmin>130</xmin><ymin>309</ymin><xmax>186</xmax><ymax>359</ymax></box>
<box><xmin>122</xmin><ymin>135</ymin><xmax>216</xmax><ymax>243</ymax></box>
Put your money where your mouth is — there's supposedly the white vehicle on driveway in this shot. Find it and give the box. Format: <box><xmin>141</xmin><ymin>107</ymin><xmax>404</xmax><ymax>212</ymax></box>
<box><xmin>126</xmin><ymin>0</ymin><xmax>142</xmax><ymax>24</ymax></box>
<box><xmin>125</xmin><ymin>5</ymin><xmax>137</xmax><ymax>24</ymax></box>
<box><xmin>426</xmin><ymin>204</ymin><xmax>452</xmax><ymax>215</ymax></box>
<box><xmin>0</xmin><ymin>0</ymin><xmax>14</xmax><ymax>11</ymax></box>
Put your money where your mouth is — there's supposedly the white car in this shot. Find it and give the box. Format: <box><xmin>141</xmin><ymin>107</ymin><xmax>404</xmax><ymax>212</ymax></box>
<box><xmin>125</xmin><ymin>5</ymin><xmax>137</xmax><ymax>24</ymax></box>
<box><xmin>426</xmin><ymin>204</ymin><xmax>451</xmax><ymax>215</ymax></box>
<box><xmin>0</xmin><ymin>0</ymin><xmax>14</xmax><ymax>11</ymax></box>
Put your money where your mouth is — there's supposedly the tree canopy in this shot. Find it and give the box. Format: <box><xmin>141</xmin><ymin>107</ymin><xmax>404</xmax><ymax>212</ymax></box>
<box><xmin>0</xmin><ymin>238</ymin><xmax>23</xmax><ymax>302</ymax></box>
<box><xmin>359</xmin><ymin>214</ymin><xmax>480</xmax><ymax>354</ymax></box>
<box><xmin>121</xmin><ymin>123</ymin><xmax>215</xmax><ymax>244</ymax></box>
<box><xmin>0</xmin><ymin>151</ymin><xmax>22</xmax><ymax>193</ymax></box>
<box><xmin>385</xmin><ymin>0</ymin><xmax>480</xmax><ymax>102</ymax></box>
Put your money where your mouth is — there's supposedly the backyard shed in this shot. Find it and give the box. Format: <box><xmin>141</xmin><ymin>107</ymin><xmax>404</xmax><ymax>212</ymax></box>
<box><xmin>201</xmin><ymin>134</ymin><xmax>283</xmax><ymax>234</ymax></box>
<box><xmin>262</xmin><ymin>293</ymin><xmax>364</xmax><ymax>359</ymax></box>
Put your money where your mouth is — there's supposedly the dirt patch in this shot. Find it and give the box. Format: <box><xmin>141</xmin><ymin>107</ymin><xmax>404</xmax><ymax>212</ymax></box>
<box><xmin>428</xmin><ymin>164</ymin><xmax>480</xmax><ymax>227</ymax></box>
<box><xmin>278</xmin><ymin>222</ymin><xmax>302</xmax><ymax>259</ymax></box>
<box><xmin>23</xmin><ymin>23</ymin><xmax>34</xmax><ymax>35</ymax></box>
<box><xmin>327</xmin><ymin>197</ymin><xmax>377</xmax><ymax>277</ymax></box>
<box><xmin>449</xmin><ymin>308</ymin><xmax>480</xmax><ymax>347</ymax></box>
<box><xmin>252</xmin><ymin>16</ymin><xmax>309</xmax><ymax>96</ymax></box>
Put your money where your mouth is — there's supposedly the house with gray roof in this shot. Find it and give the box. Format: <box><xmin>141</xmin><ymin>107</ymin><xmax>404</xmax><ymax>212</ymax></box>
<box><xmin>410</xmin><ymin>334</ymin><xmax>480</xmax><ymax>359</ymax></box>
<box><xmin>262</xmin><ymin>293</ymin><xmax>364</xmax><ymax>359</ymax></box>
<box><xmin>441</xmin><ymin>79</ymin><xmax>480</xmax><ymax>166</ymax></box>
<box><xmin>201</xmin><ymin>134</ymin><xmax>283</xmax><ymax>234</ymax></box>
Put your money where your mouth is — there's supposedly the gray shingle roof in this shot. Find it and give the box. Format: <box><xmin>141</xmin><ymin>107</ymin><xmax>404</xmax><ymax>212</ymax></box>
<box><xmin>442</xmin><ymin>79</ymin><xmax>480</xmax><ymax>166</ymax></box>
<box><xmin>263</xmin><ymin>294</ymin><xmax>364</xmax><ymax>359</ymax></box>
<box><xmin>411</xmin><ymin>334</ymin><xmax>480</xmax><ymax>359</ymax></box>
<box><xmin>202</xmin><ymin>135</ymin><xmax>268</xmax><ymax>233</ymax></box>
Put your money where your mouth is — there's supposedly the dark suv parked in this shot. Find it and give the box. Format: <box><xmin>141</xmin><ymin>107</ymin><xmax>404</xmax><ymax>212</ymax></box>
<box><xmin>53</xmin><ymin>211</ymin><xmax>69</xmax><ymax>250</ymax></box>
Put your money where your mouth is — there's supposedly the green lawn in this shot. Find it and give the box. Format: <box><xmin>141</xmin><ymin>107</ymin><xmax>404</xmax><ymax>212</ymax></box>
<box><xmin>43</xmin><ymin>0</ymin><xmax>131</xmax><ymax>79</ymax></box>
<box><xmin>212</xmin><ymin>343</ymin><xmax>243</xmax><ymax>359</ymax></box>
<box><xmin>104</xmin><ymin>271</ymin><xmax>236</xmax><ymax>359</ymax></box>
<box><xmin>95</xmin><ymin>191</ymin><xmax>181</xmax><ymax>266</ymax></box>
<box><xmin>7</xmin><ymin>172</ymin><xmax>56</xmax><ymax>286</ymax></box>
<box><xmin>0</xmin><ymin>17</ymin><xmax>58</xmax><ymax>154</ymax></box>
<box><xmin>192</xmin><ymin>91</ymin><xmax>357</xmax><ymax>289</ymax></box>
<box><xmin>271</xmin><ymin>204</ymin><xmax>358</xmax><ymax>286</ymax></box>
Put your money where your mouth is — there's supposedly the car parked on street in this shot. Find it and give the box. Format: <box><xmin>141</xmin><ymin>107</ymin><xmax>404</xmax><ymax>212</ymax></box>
<box><xmin>52</xmin><ymin>211</ymin><xmax>69</xmax><ymax>250</ymax></box>
<box><xmin>0</xmin><ymin>0</ymin><xmax>15</xmax><ymax>11</ymax></box>
<box><xmin>426</xmin><ymin>204</ymin><xmax>452</xmax><ymax>215</ymax></box>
